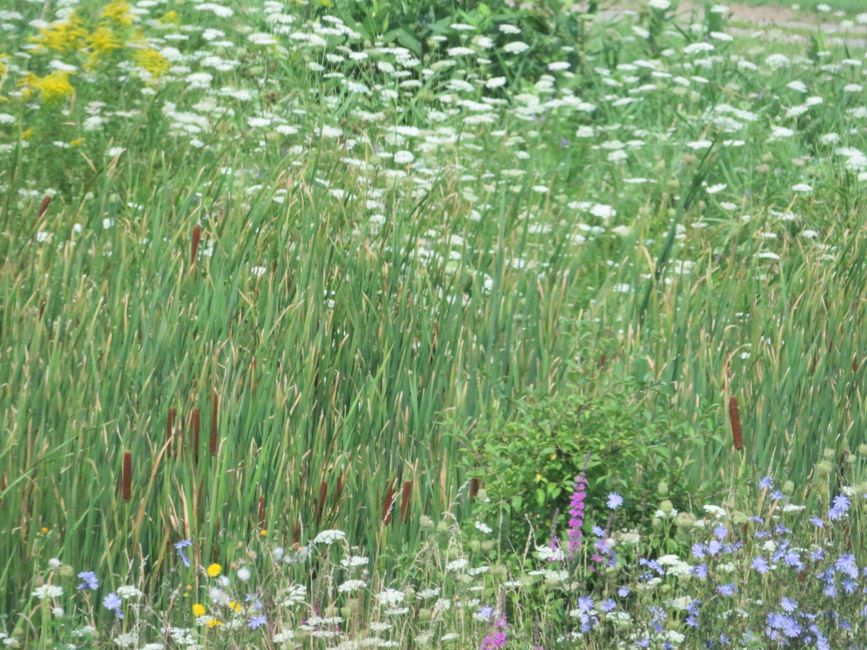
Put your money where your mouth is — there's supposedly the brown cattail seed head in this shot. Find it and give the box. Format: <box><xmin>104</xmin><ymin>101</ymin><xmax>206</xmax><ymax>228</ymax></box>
<box><xmin>38</xmin><ymin>195</ymin><xmax>52</xmax><ymax>218</ymax></box>
<box><xmin>190</xmin><ymin>409</ymin><xmax>200</xmax><ymax>463</ymax></box>
<box><xmin>399</xmin><ymin>480</ymin><xmax>412</xmax><ymax>523</ymax></box>
<box><xmin>316</xmin><ymin>480</ymin><xmax>328</xmax><ymax>524</ymax></box>
<box><xmin>121</xmin><ymin>452</ymin><xmax>132</xmax><ymax>502</ymax></box>
<box><xmin>728</xmin><ymin>397</ymin><xmax>744</xmax><ymax>450</ymax></box>
<box><xmin>209</xmin><ymin>393</ymin><xmax>218</xmax><ymax>456</ymax></box>
<box><xmin>191</xmin><ymin>225</ymin><xmax>202</xmax><ymax>263</ymax></box>
<box><xmin>382</xmin><ymin>481</ymin><xmax>396</xmax><ymax>524</ymax></box>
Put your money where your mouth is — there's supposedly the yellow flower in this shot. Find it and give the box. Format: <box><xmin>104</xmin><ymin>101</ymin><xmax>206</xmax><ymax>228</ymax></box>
<box><xmin>23</xmin><ymin>72</ymin><xmax>75</xmax><ymax>104</ymax></box>
<box><xmin>132</xmin><ymin>48</ymin><xmax>169</xmax><ymax>77</ymax></box>
<box><xmin>259</xmin><ymin>529</ymin><xmax>268</xmax><ymax>537</ymax></box>
<box><xmin>69</xmin><ymin>138</ymin><xmax>85</xmax><ymax>147</ymax></box>
<box><xmin>100</xmin><ymin>1</ymin><xmax>134</xmax><ymax>26</ymax></box>
<box><xmin>206</xmin><ymin>563</ymin><xmax>222</xmax><ymax>578</ymax></box>
<box><xmin>160</xmin><ymin>10</ymin><xmax>180</xmax><ymax>24</ymax></box>
<box><xmin>228</xmin><ymin>600</ymin><xmax>242</xmax><ymax>613</ymax></box>
<box><xmin>192</xmin><ymin>603</ymin><xmax>206</xmax><ymax>617</ymax></box>
<box><xmin>31</xmin><ymin>14</ymin><xmax>87</xmax><ymax>53</ymax></box>
<box><xmin>88</xmin><ymin>26</ymin><xmax>122</xmax><ymax>57</ymax></box>
<box><xmin>206</xmin><ymin>618</ymin><xmax>222</xmax><ymax>628</ymax></box>
<box><xmin>21</xmin><ymin>128</ymin><xmax>34</xmax><ymax>140</ymax></box>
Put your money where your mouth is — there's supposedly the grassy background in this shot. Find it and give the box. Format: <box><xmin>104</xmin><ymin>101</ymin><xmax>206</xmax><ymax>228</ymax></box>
<box><xmin>0</xmin><ymin>0</ymin><xmax>864</xmax><ymax>623</ymax></box>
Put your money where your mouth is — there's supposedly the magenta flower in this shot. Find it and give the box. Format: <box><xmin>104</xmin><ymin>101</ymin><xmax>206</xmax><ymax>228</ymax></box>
<box><xmin>567</xmin><ymin>472</ymin><xmax>587</xmax><ymax>560</ymax></box>
<box><xmin>480</xmin><ymin>614</ymin><xmax>508</xmax><ymax>649</ymax></box>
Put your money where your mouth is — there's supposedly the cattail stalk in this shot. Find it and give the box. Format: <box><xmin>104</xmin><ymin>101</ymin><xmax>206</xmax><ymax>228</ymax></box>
<box><xmin>400</xmin><ymin>480</ymin><xmax>412</xmax><ymax>523</ymax></box>
<box><xmin>210</xmin><ymin>393</ymin><xmax>218</xmax><ymax>456</ymax></box>
<box><xmin>121</xmin><ymin>452</ymin><xmax>132</xmax><ymax>502</ymax></box>
<box><xmin>190</xmin><ymin>408</ymin><xmax>200</xmax><ymax>464</ymax></box>
<box><xmin>728</xmin><ymin>396</ymin><xmax>744</xmax><ymax>450</ymax></box>
<box><xmin>191</xmin><ymin>225</ymin><xmax>202</xmax><ymax>263</ymax></box>
<box><xmin>316</xmin><ymin>480</ymin><xmax>328</xmax><ymax>524</ymax></box>
<box><xmin>38</xmin><ymin>195</ymin><xmax>52</xmax><ymax>219</ymax></box>
<box><xmin>469</xmin><ymin>477</ymin><xmax>480</xmax><ymax>499</ymax></box>
<box><xmin>258</xmin><ymin>495</ymin><xmax>266</xmax><ymax>527</ymax></box>
<box><xmin>382</xmin><ymin>480</ymin><xmax>396</xmax><ymax>525</ymax></box>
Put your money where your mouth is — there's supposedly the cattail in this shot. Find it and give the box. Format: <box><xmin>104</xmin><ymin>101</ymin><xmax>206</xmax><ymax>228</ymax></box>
<box><xmin>382</xmin><ymin>480</ymin><xmax>396</xmax><ymax>525</ymax></box>
<box><xmin>469</xmin><ymin>477</ymin><xmax>480</xmax><ymax>499</ymax></box>
<box><xmin>191</xmin><ymin>224</ymin><xmax>202</xmax><ymax>263</ymax></box>
<box><xmin>166</xmin><ymin>408</ymin><xmax>176</xmax><ymax>454</ymax></box>
<box><xmin>292</xmin><ymin>521</ymin><xmax>301</xmax><ymax>545</ymax></box>
<box><xmin>258</xmin><ymin>495</ymin><xmax>266</xmax><ymax>527</ymax></box>
<box><xmin>190</xmin><ymin>408</ymin><xmax>200</xmax><ymax>463</ymax></box>
<box><xmin>400</xmin><ymin>480</ymin><xmax>412</xmax><ymax>523</ymax></box>
<box><xmin>37</xmin><ymin>195</ymin><xmax>52</xmax><ymax>218</ymax></box>
<box><xmin>334</xmin><ymin>473</ymin><xmax>345</xmax><ymax>504</ymax></box>
<box><xmin>121</xmin><ymin>451</ymin><xmax>132</xmax><ymax>502</ymax></box>
<box><xmin>598</xmin><ymin>353</ymin><xmax>607</xmax><ymax>369</ymax></box>
<box><xmin>728</xmin><ymin>396</ymin><xmax>744</xmax><ymax>451</ymax></box>
<box><xmin>316</xmin><ymin>480</ymin><xmax>328</xmax><ymax>524</ymax></box>
<box><xmin>210</xmin><ymin>393</ymin><xmax>219</xmax><ymax>456</ymax></box>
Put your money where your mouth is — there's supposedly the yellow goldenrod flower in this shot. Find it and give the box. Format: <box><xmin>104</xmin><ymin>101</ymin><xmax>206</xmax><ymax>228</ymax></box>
<box><xmin>100</xmin><ymin>1</ymin><xmax>134</xmax><ymax>26</ymax></box>
<box><xmin>88</xmin><ymin>26</ymin><xmax>122</xmax><ymax>58</ymax></box>
<box><xmin>31</xmin><ymin>14</ymin><xmax>88</xmax><ymax>53</ymax></box>
<box><xmin>24</xmin><ymin>72</ymin><xmax>75</xmax><ymax>104</ymax></box>
<box><xmin>192</xmin><ymin>603</ymin><xmax>206</xmax><ymax>617</ymax></box>
<box><xmin>206</xmin><ymin>563</ymin><xmax>222</xmax><ymax>577</ymax></box>
<box><xmin>132</xmin><ymin>48</ymin><xmax>170</xmax><ymax>77</ymax></box>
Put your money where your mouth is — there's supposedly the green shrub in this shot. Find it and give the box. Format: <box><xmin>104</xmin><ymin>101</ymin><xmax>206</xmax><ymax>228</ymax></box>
<box><xmin>457</xmin><ymin>375</ymin><xmax>697</xmax><ymax>547</ymax></box>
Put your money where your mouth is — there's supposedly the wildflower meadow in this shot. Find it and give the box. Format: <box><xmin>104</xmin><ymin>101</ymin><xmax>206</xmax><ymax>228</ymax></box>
<box><xmin>0</xmin><ymin>0</ymin><xmax>865</xmax><ymax>647</ymax></box>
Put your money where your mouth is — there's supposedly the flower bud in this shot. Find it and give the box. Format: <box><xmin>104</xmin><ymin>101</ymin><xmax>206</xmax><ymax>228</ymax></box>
<box><xmin>782</xmin><ymin>480</ymin><xmax>795</xmax><ymax>496</ymax></box>
<box><xmin>675</xmin><ymin>512</ymin><xmax>695</xmax><ymax>530</ymax></box>
<box><xmin>815</xmin><ymin>460</ymin><xmax>833</xmax><ymax>475</ymax></box>
<box><xmin>657</xmin><ymin>480</ymin><xmax>669</xmax><ymax>496</ymax></box>
<box><xmin>858</xmin><ymin>443</ymin><xmax>867</xmax><ymax>458</ymax></box>
<box><xmin>481</xmin><ymin>540</ymin><xmax>495</xmax><ymax>552</ymax></box>
<box><xmin>468</xmin><ymin>540</ymin><xmax>481</xmax><ymax>553</ymax></box>
<box><xmin>419</xmin><ymin>515</ymin><xmax>434</xmax><ymax>529</ymax></box>
<box><xmin>660</xmin><ymin>499</ymin><xmax>674</xmax><ymax>514</ymax></box>
<box><xmin>822</xmin><ymin>448</ymin><xmax>836</xmax><ymax>460</ymax></box>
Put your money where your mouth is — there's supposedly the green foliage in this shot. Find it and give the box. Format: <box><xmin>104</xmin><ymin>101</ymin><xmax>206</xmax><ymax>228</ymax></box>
<box><xmin>458</xmin><ymin>376</ymin><xmax>695</xmax><ymax>545</ymax></box>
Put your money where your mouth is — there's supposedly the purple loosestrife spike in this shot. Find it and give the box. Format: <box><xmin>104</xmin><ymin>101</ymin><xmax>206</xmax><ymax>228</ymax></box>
<box><xmin>567</xmin><ymin>472</ymin><xmax>587</xmax><ymax>560</ymax></box>
<box><xmin>480</xmin><ymin>614</ymin><xmax>507</xmax><ymax>649</ymax></box>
